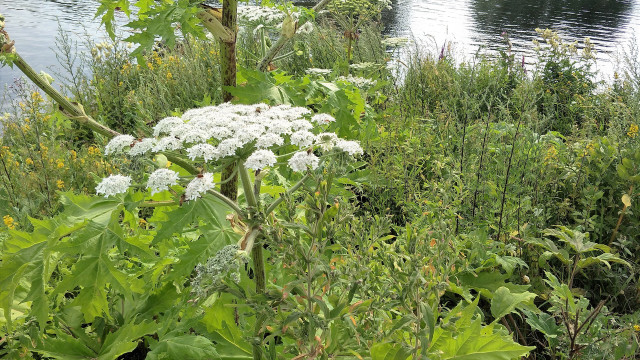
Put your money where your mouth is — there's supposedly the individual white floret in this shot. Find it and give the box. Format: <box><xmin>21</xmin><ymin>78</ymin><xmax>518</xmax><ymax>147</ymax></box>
<box><xmin>245</xmin><ymin>149</ymin><xmax>277</xmax><ymax>170</ymax></box>
<box><xmin>311</xmin><ymin>113</ymin><xmax>335</xmax><ymax>125</ymax></box>
<box><xmin>208</xmin><ymin>126</ymin><xmax>233</xmax><ymax>140</ymax></box>
<box><xmin>290</xmin><ymin>130</ymin><xmax>316</xmax><ymax>148</ymax></box>
<box><xmin>291</xmin><ymin>119</ymin><xmax>313</xmax><ymax>131</ymax></box>
<box><xmin>96</xmin><ymin>174</ymin><xmax>131</xmax><ymax>197</ymax></box>
<box><xmin>255</xmin><ymin>133</ymin><xmax>284</xmax><ymax>149</ymax></box>
<box><xmin>153</xmin><ymin>137</ymin><xmax>183</xmax><ymax>152</ymax></box>
<box><xmin>315</xmin><ymin>132</ymin><xmax>338</xmax><ymax>151</ymax></box>
<box><xmin>288</xmin><ymin>151</ymin><xmax>319</xmax><ymax>172</ymax></box>
<box><xmin>265</xmin><ymin>119</ymin><xmax>293</xmax><ymax>135</ymax></box>
<box><xmin>335</xmin><ymin>139</ymin><xmax>364</xmax><ymax>156</ymax></box>
<box><xmin>185</xmin><ymin>173</ymin><xmax>215</xmax><ymax>201</ymax></box>
<box><xmin>147</xmin><ymin>168</ymin><xmax>180</xmax><ymax>195</ymax></box>
<box><xmin>187</xmin><ymin>143</ymin><xmax>220</xmax><ymax>162</ymax></box>
<box><xmin>217</xmin><ymin>138</ymin><xmax>244</xmax><ymax>158</ymax></box>
<box><xmin>105</xmin><ymin>134</ymin><xmax>135</xmax><ymax>155</ymax></box>
<box><xmin>235</xmin><ymin>124</ymin><xmax>265</xmax><ymax>143</ymax></box>
<box><xmin>180</xmin><ymin>128</ymin><xmax>211</xmax><ymax>144</ymax></box>
<box><xmin>153</xmin><ymin>117</ymin><xmax>183</xmax><ymax>137</ymax></box>
<box><xmin>129</xmin><ymin>138</ymin><xmax>156</xmax><ymax>157</ymax></box>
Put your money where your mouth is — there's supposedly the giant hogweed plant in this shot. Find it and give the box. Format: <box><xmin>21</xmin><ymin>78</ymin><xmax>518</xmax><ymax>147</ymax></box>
<box><xmin>0</xmin><ymin>103</ymin><xmax>369</xmax><ymax>359</ymax></box>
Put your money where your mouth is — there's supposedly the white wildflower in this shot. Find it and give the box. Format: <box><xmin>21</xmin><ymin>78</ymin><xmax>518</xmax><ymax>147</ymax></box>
<box><xmin>217</xmin><ymin>138</ymin><xmax>244</xmax><ymax>158</ymax></box>
<box><xmin>147</xmin><ymin>169</ymin><xmax>180</xmax><ymax>195</ymax></box>
<box><xmin>187</xmin><ymin>143</ymin><xmax>220</xmax><ymax>162</ymax></box>
<box><xmin>153</xmin><ymin>117</ymin><xmax>183</xmax><ymax>137</ymax></box>
<box><xmin>335</xmin><ymin>139</ymin><xmax>363</xmax><ymax>156</ymax></box>
<box><xmin>291</xmin><ymin>119</ymin><xmax>313</xmax><ymax>131</ymax></box>
<box><xmin>315</xmin><ymin>132</ymin><xmax>338</xmax><ymax>151</ymax></box>
<box><xmin>311</xmin><ymin>113</ymin><xmax>335</xmax><ymax>125</ymax></box>
<box><xmin>266</xmin><ymin>119</ymin><xmax>293</xmax><ymax>135</ymax></box>
<box><xmin>153</xmin><ymin>137</ymin><xmax>183</xmax><ymax>152</ymax></box>
<box><xmin>208</xmin><ymin>126</ymin><xmax>233</xmax><ymax>140</ymax></box>
<box><xmin>96</xmin><ymin>174</ymin><xmax>131</xmax><ymax>197</ymax></box>
<box><xmin>256</xmin><ymin>133</ymin><xmax>284</xmax><ymax>149</ymax></box>
<box><xmin>235</xmin><ymin>124</ymin><xmax>265</xmax><ymax>143</ymax></box>
<box><xmin>185</xmin><ymin>173</ymin><xmax>215</xmax><ymax>201</ymax></box>
<box><xmin>288</xmin><ymin>151</ymin><xmax>319</xmax><ymax>172</ymax></box>
<box><xmin>105</xmin><ymin>134</ymin><xmax>135</xmax><ymax>155</ymax></box>
<box><xmin>245</xmin><ymin>149</ymin><xmax>277</xmax><ymax>170</ymax></box>
<box><xmin>180</xmin><ymin>128</ymin><xmax>211</xmax><ymax>144</ymax></box>
<box><xmin>128</xmin><ymin>138</ymin><xmax>156</xmax><ymax>157</ymax></box>
<box><xmin>306</xmin><ymin>68</ymin><xmax>332</xmax><ymax>76</ymax></box>
<box><xmin>290</xmin><ymin>130</ymin><xmax>316</xmax><ymax>148</ymax></box>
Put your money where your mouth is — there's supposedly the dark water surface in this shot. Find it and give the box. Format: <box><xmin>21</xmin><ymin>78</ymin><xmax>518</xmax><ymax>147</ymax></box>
<box><xmin>384</xmin><ymin>0</ymin><xmax>640</xmax><ymax>74</ymax></box>
<box><xmin>1</xmin><ymin>0</ymin><xmax>639</xmax><ymax>95</ymax></box>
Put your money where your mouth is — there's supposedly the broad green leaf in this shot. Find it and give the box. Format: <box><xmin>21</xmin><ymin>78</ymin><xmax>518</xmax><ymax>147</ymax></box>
<box><xmin>429</xmin><ymin>317</ymin><xmax>534</xmax><ymax>360</ymax></box>
<box><xmin>576</xmin><ymin>253</ymin><xmax>631</xmax><ymax>270</ymax></box>
<box><xmin>201</xmin><ymin>295</ymin><xmax>252</xmax><ymax>359</ymax></box>
<box><xmin>153</xmin><ymin>194</ymin><xmax>235</xmax><ymax>244</ymax></box>
<box><xmin>147</xmin><ymin>334</ymin><xmax>219</xmax><ymax>360</ymax></box>
<box><xmin>490</xmin><ymin>287</ymin><xmax>536</xmax><ymax>323</ymax></box>
<box><xmin>37</xmin><ymin>332</ymin><xmax>97</xmax><ymax>359</ymax></box>
<box><xmin>370</xmin><ymin>342</ymin><xmax>412</xmax><ymax>360</ymax></box>
<box><xmin>98</xmin><ymin>321</ymin><xmax>156</xmax><ymax>360</ymax></box>
<box><xmin>53</xmin><ymin>217</ymin><xmax>132</xmax><ymax>322</ymax></box>
<box><xmin>522</xmin><ymin>310</ymin><xmax>561</xmax><ymax>338</ymax></box>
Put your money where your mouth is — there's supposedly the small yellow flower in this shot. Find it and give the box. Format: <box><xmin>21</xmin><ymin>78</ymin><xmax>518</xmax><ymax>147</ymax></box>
<box><xmin>56</xmin><ymin>180</ymin><xmax>64</xmax><ymax>189</ymax></box>
<box><xmin>26</xmin><ymin>157</ymin><xmax>34</xmax><ymax>166</ymax></box>
<box><xmin>166</xmin><ymin>71</ymin><xmax>173</xmax><ymax>80</ymax></box>
<box><xmin>3</xmin><ymin>215</ymin><xmax>16</xmax><ymax>230</ymax></box>
<box><xmin>88</xmin><ymin>146</ymin><xmax>100</xmax><ymax>156</ymax></box>
<box><xmin>147</xmin><ymin>62</ymin><xmax>154</xmax><ymax>71</ymax></box>
<box><xmin>634</xmin><ymin>324</ymin><xmax>640</xmax><ymax>332</ymax></box>
<box><xmin>628</xmin><ymin>123</ymin><xmax>638</xmax><ymax>138</ymax></box>
<box><xmin>56</xmin><ymin>159</ymin><xmax>65</xmax><ymax>168</ymax></box>
<box><xmin>70</xmin><ymin>150</ymin><xmax>77</xmax><ymax>160</ymax></box>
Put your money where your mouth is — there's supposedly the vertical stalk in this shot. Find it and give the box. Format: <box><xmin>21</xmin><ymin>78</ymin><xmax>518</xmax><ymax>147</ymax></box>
<box><xmin>497</xmin><ymin>117</ymin><xmax>522</xmax><ymax>242</ymax></box>
<box><xmin>220</xmin><ymin>0</ymin><xmax>238</xmax><ymax>201</ymax></box>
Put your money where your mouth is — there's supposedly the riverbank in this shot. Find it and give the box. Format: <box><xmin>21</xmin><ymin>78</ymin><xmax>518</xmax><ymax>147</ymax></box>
<box><xmin>1</xmin><ymin>5</ymin><xmax>639</xmax><ymax>359</ymax></box>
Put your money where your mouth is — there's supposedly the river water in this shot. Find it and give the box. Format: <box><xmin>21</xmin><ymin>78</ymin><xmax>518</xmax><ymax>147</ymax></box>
<box><xmin>1</xmin><ymin>0</ymin><xmax>639</xmax><ymax>96</ymax></box>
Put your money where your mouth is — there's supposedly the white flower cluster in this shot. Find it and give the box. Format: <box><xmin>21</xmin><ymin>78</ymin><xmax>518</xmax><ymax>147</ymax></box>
<box><xmin>238</xmin><ymin>5</ymin><xmax>286</xmax><ymax>27</ymax></box>
<box><xmin>98</xmin><ymin>103</ymin><xmax>363</xmax><ymax>198</ymax></box>
<box><xmin>338</xmin><ymin>75</ymin><xmax>377</xmax><ymax>90</ymax></box>
<box><xmin>96</xmin><ymin>174</ymin><xmax>131</xmax><ymax>197</ymax></box>
<box><xmin>306</xmin><ymin>68</ymin><xmax>332</xmax><ymax>76</ymax></box>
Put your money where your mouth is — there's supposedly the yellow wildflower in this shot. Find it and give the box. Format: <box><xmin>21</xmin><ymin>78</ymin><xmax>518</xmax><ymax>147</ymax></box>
<box><xmin>56</xmin><ymin>159</ymin><xmax>65</xmax><ymax>168</ymax></box>
<box><xmin>634</xmin><ymin>325</ymin><xmax>640</xmax><ymax>332</ymax></box>
<box><xmin>26</xmin><ymin>157</ymin><xmax>34</xmax><ymax>166</ymax></box>
<box><xmin>147</xmin><ymin>62</ymin><xmax>154</xmax><ymax>70</ymax></box>
<box><xmin>166</xmin><ymin>71</ymin><xmax>173</xmax><ymax>80</ymax></box>
<box><xmin>628</xmin><ymin>123</ymin><xmax>638</xmax><ymax>138</ymax></box>
<box><xmin>3</xmin><ymin>215</ymin><xmax>16</xmax><ymax>230</ymax></box>
<box><xmin>88</xmin><ymin>146</ymin><xmax>100</xmax><ymax>156</ymax></box>
<box><xmin>57</xmin><ymin>180</ymin><xmax>64</xmax><ymax>189</ymax></box>
<box><xmin>70</xmin><ymin>150</ymin><xmax>77</xmax><ymax>160</ymax></box>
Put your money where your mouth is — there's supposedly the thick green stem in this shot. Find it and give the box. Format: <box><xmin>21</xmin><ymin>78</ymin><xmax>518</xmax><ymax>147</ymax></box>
<box><xmin>252</xmin><ymin>243</ymin><xmax>267</xmax><ymax>360</ymax></box>
<box><xmin>207</xmin><ymin>189</ymin><xmax>245</xmax><ymax>217</ymax></box>
<box><xmin>238</xmin><ymin>162</ymin><xmax>259</xmax><ymax>212</ymax></box>
<box><xmin>265</xmin><ymin>173</ymin><xmax>311</xmax><ymax>215</ymax></box>
<box><xmin>8</xmin><ymin>51</ymin><xmax>199</xmax><ymax>175</ymax></box>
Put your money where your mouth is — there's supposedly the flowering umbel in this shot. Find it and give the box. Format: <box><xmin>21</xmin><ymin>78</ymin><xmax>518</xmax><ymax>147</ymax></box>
<box><xmin>98</xmin><ymin>103</ymin><xmax>363</xmax><ymax>199</ymax></box>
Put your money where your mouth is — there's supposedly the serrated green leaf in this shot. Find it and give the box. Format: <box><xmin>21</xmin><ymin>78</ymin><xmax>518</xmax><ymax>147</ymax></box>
<box><xmin>147</xmin><ymin>334</ymin><xmax>219</xmax><ymax>360</ymax></box>
<box><xmin>490</xmin><ymin>287</ymin><xmax>536</xmax><ymax>323</ymax></box>
<box><xmin>36</xmin><ymin>332</ymin><xmax>96</xmax><ymax>359</ymax></box>
<box><xmin>98</xmin><ymin>321</ymin><xmax>156</xmax><ymax>360</ymax></box>
<box><xmin>370</xmin><ymin>342</ymin><xmax>412</xmax><ymax>360</ymax></box>
<box><xmin>201</xmin><ymin>295</ymin><xmax>252</xmax><ymax>359</ymax></box>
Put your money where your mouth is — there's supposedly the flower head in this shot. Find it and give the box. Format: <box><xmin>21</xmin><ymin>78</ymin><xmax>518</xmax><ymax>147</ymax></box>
<box><xmin>185</xmin><ymin>173</ymin><xmax>215</xmax><ymax>201</ymax></box>
<box><xmin>147</xmin><ymin>168</ymin><xmax>180</xmax><ymax>195</ymax></box>
<box><xmin>105</xmin><ymin>135</ymin><xmax>135</xmax><ymax>155</ymax></box>
<box><xmin>335</xmin><ymin>139</ymin><xmax>364</xmax><ymax>156</ymax></box>
<box><xmin>245</xmin><ymin>149</ymin><xmax>277</xmax><ymax>170</ymax></box>
<box><xmin>96</xmin><ymin>174</ymin><xmax>131</xmax><ymax>197</ymax></box>
<box><xmin>311</xmin><ymin>113</ymin><xmax>335</xmax><ymax>125</ymax></box>
<box><xmin>288</xmin><ymin>151</ymin><xmax>319</xmax><ymax>172</ymax></box>
<box><xmin>129</xmin><ymin>138</ymin><xmax>156</xmax><ymax>157</ymax></box>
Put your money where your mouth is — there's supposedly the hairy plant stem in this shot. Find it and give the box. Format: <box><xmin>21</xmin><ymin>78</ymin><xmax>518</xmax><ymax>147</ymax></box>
<box><xmin>220</xmin><ymin>0</ymin><xmax>239</xmax><ymax>201</ymax></box>
<box><xmin>5</xmin><ymin>51</ymin><xmax>199</xmax><ymax>175</ymax></box>
<box><xmin>265</xmin><ymin>173</ymin><xmax>311</xmax><ymax>216</ymax></box>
